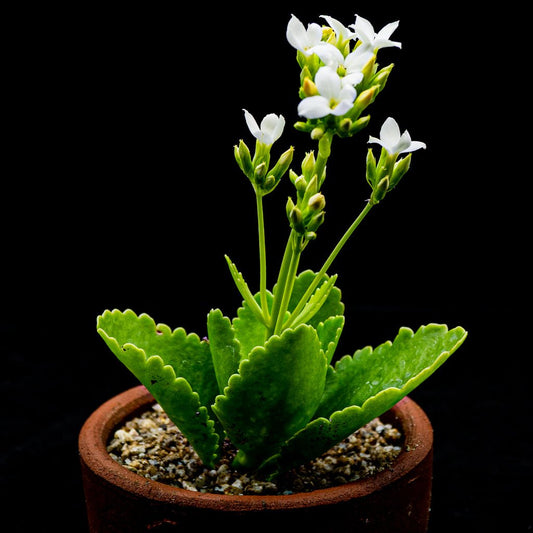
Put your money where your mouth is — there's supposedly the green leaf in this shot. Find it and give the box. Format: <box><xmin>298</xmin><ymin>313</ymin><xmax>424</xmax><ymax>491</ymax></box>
<box><xmin>269</xmin><ymin>324</ymin><xmax>467</xmax><ymax>473</ymax></box>
<box><xmin>207</xmin><ymin>309</ymin><xmax>242</xmax><ymax>394</ymax></box>
<box><xmin>288</xmin><ymin>270</ymin><xmax>344</xmax><ymax>328</ymax></box>
<box><xmin>286</xmin><ymin>274</ymin><xmax>339</xmax><ymax>328</ymax></box>
<box><xmin>97</xmin><ymin>309</ymin><xmax>220</xmax><ymax>467</ymax></box>
<box><xmin>212</xmin><ymin>324</ymin><xmax>327</xmax><ymax>470</ymax></box>
<box><xmin>316</xmin><ymin>315</ymin><xmax>345</xmax><ymax>364</ymax></box>
<box><xmin>225</xmin><ymin>255</ymin><xmax>267</xmax><ymax>327</ymax></box>
<box><xmin>232</xmin><ymin>291</ymin><xmax>272</xmax><ymax>359</ymax></box>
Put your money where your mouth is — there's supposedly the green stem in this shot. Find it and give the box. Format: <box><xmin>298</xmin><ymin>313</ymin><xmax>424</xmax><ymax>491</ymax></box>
<box><xmin>288</xmin><ymin>202</ymin><xmax>374</xmax><ymax>324</ymax></box>
<box><xmin>256</xmin><ymin>192</ymin><xmax>269</xmax><ymax>321</ymax></box>
<box><xmin>269</xmin><ymin>230</ymin><xmax>297</xmax><ymax>336</ymax></box>
<box><xmin>273</xmin><ymin>233</ymin><xmax>302</xmax><ymax>336</ymax></box>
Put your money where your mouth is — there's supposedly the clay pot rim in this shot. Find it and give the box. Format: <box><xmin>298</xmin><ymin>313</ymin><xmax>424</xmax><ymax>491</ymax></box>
<box><xmin>79</xmin><ymin>385</ymin><xmax>433</xmax><ymax>512</ymax></box>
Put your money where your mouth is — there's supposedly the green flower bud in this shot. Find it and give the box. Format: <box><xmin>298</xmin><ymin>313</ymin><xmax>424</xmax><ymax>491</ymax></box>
<box><xmin>350</xmin><ymin>86</ymin><xmax>377</xmax><ymax>119</ymax></box>
<box><xmin>289</xmin><ymin>206</ymin><xmax>304</xmax><ymax>233</ymax></box>
<box><xmin>307</xmin><ymin>192</ymin><xmax>325</xmax><ymax>212</ymax></box>
<box><xmin>294</xmin><ymin>175</ymin><xmax>307</xmax><ymax>193</ymax></box>
<box><xmin>286</xmin><ymin>196</ymin><xmax>295</xmax><ymax>219</ymax></box>
<box><xmin>366</xmin><ymin>148</ymin><xmax>378</xmax><ymax>188</ymax></box>
<box><xmin>236</xmin><ymin>140</ymin><xmax>253</xmax><ymax>177</ymax></box>
<box><xmin>339</xmin><ymin>118</ymin><xmax>352</xmax><ymax>132</ymax></box>
<box><xmin>299</xmin><ymin>65</ymin><xmax>312</xmax><ymax>86</ymax></box>
<box><xmin>294</xmin><ymin>121</ymin><xmax>314</xmax><ymax>133</ymax></box>
<box><xmin>371</xmin><ymin>64</ymin><xmax>394</xmax><ymax>94</ymax></box>
<box><xmin>389</xmin><ymin>153</ymin><xmax>412</xmax><ymax>189</ymax></box>
<box><xmin>370</xmin><ymin>176</ymin><xmax>390</xmax><ymax>205</ymax></box>
<box><xmin>305</xmin><ymin>174</ymin><xmax>318</xmax><ymax>196</ymax></box>
<box><xmin>318</xmin><ymin>134</ymin><xmax>331</xmax><ymax>158</ymax></box>
<box><xmin>305</xmin><ymin>231</ymin><xmax>317</xmax><ymax>241</ymax></box>
<box><xmin>301</xmin><ymin>151</ymin><xmax>315</xmax><ymax>180</ymax></box>
<box><xmin>349</xmin><ymin>115</ymin><xmax>370</xmax><ymax>135</ymax></box>
<box><xmin>311</xmin><ymin>127</ymin><xmax>324</xmax><ymax>140</ymax></box>
<box><xmin>289</xmin><ymin>169</ymin><xmax>299</xmax><ymax>185</ymax></box>
<box><xmin>263</xmin><ymin>175</ymin><xmax>276</xmax><ymax>192</ymax></box>
<box><xmin>268</xmin><ymin>146</ymin><xmax>294</xmax><ymax>184</ymax></box>
<box><xmin>361</xmin><ymin>54</ymin><xmax>376</xmax><ymax>83</ymax></box>
<box><xmin>307</xmin><ymin>211</ymin><xmax>325</xmax><ymax>232</ymax></box>
<box><xmin>254</xmin><ymin>161</ymin><xmax>267</xmax><ymax>183</ymax></box>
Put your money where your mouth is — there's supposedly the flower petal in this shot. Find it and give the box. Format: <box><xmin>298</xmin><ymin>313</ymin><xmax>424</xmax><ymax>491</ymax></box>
<box><xmin>380</xmin><ymin>117</ymin><xmax>401</xmax><ymax>147</ymax></box>
<box><xmin>314</xmin><ymin>66</ymin><xmax>341</xmax><ymax>99</ymax></box>
<box><xmin>331</xmin><ymin>99</ymin><xmax>353</xmax><ymax>116</ymax></box>
<box><xmin>401</xmin><ymin>140</ymin><xmax>427</xmax><ymax>153</ymax></box>
<box><xmin>311</xmin><ymin>43</ymin><xmax>344</xmax><ymax>68</ymax></box>
<box><xmin>351</xmin><ymin>14</ymin><xmax>375</xmax><ymax>44</ymax></box>
<box><xmin>243</xmin><ymin>109</ymin><xmax>261</xmax><ymax>140</ymax></box>
<box><xmin>297</xmin><ymin>96</ymin><xmax>332</xmax><ymax>119</ymax></box>
<box><xmin>377</xmin><ymin>20</ymin><xmax>399</xmax><ymax>41</ymax></box>
<box><xmin>286</xmin><ymin>15</ymin><xmax>308</xmax><ymax>51</ymax></box>
<box><xmin>260</xmin><ymin>113</ymin><xmax>285</xmax><ymax>144</ymax></box>
<box><xmin>321</xmin><ymin>15</ymin><xmax>354</xmax><ymax>40</ymax></box>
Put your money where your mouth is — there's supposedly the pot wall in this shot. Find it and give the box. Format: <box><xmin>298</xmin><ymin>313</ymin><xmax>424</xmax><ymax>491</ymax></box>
<box><xmin>79</xmin><ymin>385</ymin><xmax>433</xmax><ymax>532</ymax></box>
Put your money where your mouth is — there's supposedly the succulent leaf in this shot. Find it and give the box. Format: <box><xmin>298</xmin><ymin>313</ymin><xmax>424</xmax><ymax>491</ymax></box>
<box><xmin>232</xmin><ymin>292</ymin><xmax>272</xmax><ymax>359</ymax></box>
<box><xmin>288</xmin><ymin>270</ymin><xmax>344</xmax><ymax>327</ymax></box>
<box><xmin>212</xmin><ymin>324</ymin><xmax>327</xmax><ymax>470</ymax></box>
<box><xmin>267</xmin><ymin>324</ymin><xmax>467</xmax><ymax>473</ymax></box>
<box><xmin>207</xmin><ymin>309</ymin><xmax>242</xmax><ymax>394</ymax></box>
<box><xmin>97</xmin><ymin>309</ymin><xmax>220</xmax><ymax>467</ymax></box>
<box><xmin>316</xmin><ymin>315</ymin><xmax>345</xmax><ymax>364</ymax></box>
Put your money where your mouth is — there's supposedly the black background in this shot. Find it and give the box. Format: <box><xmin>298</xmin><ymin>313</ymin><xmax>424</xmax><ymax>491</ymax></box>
<box><xmin>2</xmin><ymin>3</ymin><xmax>529</xmax><ymax>531</ymax></box>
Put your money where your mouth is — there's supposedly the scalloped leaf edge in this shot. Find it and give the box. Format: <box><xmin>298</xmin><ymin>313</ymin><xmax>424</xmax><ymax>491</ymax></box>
<box><xmin>263</xmin><ymin>324</ymin><xmax>467</xmax><ymax>473</ymax></box>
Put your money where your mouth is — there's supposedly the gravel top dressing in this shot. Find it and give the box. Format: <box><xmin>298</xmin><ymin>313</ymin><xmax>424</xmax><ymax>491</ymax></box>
<box><xmin>108</xmin><ymin>403</ymin><xmax>403</xmax><ymax>495</ymax></box>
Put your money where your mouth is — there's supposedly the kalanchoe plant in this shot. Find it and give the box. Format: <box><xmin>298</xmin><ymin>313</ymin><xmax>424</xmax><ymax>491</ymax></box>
<box><xmin>97</xmin><ymin>13</ymin><xmax>467</xmax><ymax>478</ymax></box>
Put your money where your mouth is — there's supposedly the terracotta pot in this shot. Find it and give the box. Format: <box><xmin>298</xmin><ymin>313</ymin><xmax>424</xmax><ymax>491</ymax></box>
<box><xmin>79</xmin><ymin>385</ymin><xmax>433</xmax><ymax>532</ymax></box>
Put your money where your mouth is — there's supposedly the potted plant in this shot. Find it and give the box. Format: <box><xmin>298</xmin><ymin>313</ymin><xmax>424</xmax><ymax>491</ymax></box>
<box><xmin>80</xmin><ymin>13</ymin><xmax>467</xmax><ymax>532</ymax></box>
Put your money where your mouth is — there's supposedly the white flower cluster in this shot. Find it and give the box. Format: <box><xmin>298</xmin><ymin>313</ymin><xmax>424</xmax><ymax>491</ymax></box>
<box><xmin>287</xmin><ymin>14</ymin><xmax>400</xmax><ymax>120</ymax></box>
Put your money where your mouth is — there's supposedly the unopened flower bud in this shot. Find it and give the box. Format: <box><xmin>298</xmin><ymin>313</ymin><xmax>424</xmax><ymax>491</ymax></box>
<box><xmin>361</xmin><ymin>54</ymin><xmax>376</xmax><ymax>82</ymax></box>
<box><xmin>289</xmin><ymin>206</ymin><xmax>304</xmax><ymax>232</ymax></box>
<box><xmin>308</xmin><ymin>192</ymin><xmax>326</xmax><ymax>212</ymax></box>
<box><xmin>294</xmin><ymin>121</ymin><xmax>314</xmax><ymax>132</ymax></box>
<box><xmin>307</xmin><ymin>211</ymin><xmax>325</xmax><ymax>232</ymax></box>
<box><xmin>389</xmin><ymin>153</ymin><xmax>412</xmax><ymax>189</ymax></box>
<box><xmin>263</xmin><ymin>175</ymin><xmax>276</xmax><ymax>191</ymax></box>
<box><xmin>340</xmin><ymin>118</ymin><xmax>352</xmax><ymax>132</ymax></box>
<box><xmin>366</xmin><ymin>148</ymin><xmax>377</xmax><ymax>188</ymax></box>
<box><xmin>305</xmin><ymin>231</ymin><xmax>317</xmax><ymax>241</ymax></box>
<box><xmin>371</xmin><ymin>64</ymin><xmax>394</xmax><ymax>94</ymax></box>
<box><xmin>318</xmin><ymin>134</ymin><xmax>331</xmax><ymax>158</ymax></box>
<box><xmin>311</xmin><ymin>127</ymin><xmax>324</xmax><ymax>140</ymax></box>
<box><xmin>289</xmin><ymin>169</ymin><xmax>299</xmax><ymax>185</ymax></box>
<box><xmin>236</xmin><ymin>139</ymin><xmax>253</xmax><ymax>177</ymax></box>
<box><xmin>351</xmin><ymin>86</ymin><xmax>376</xmax><ymax>118</ymax></box>
<box><xmin>301</xmin><ymin>151</ymin><xmax>316</xmax><ymax>179</ymax></box>
<box><xmin>254</xmin><ymin>161</ymin><xmax>267</xmax><ymax>182</ymax></box>
<box><xmin>286</xmin><ymin>196</ymin><xmax>296</xmax><ymax>220</ymax></box>
<box><xmin>267</xmin><ymin>146</ymin><xmax>294</xmax><ymax>184</ymax></box>
<box><xmin>294</xmin><ymin>175</ymin><xmax>307</xmax><ymax>192</ymax></box>
<box><xmin>303</xmin><ymin>77</ymin><xmax>319</xmax><ymax>97</ymax></box>
<box><xmin>349</xmin><ymin>115</ymin><xmax>371</xmax><ymax>135</ymax></box>
<box><xmin>371</xmin><ymin>176</ymin><xmax>390</xmax><ymax>205</ymax></box>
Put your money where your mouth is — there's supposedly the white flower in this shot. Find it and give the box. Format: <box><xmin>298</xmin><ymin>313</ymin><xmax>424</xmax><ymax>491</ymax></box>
<box><xmin>368</xmin><ymin>117</ymin><xmax>426</xmax><ymax>155</ymax></box>
<box><xmin>297</xmin><ymin>67</ymin><xmax>356</xmax><ymax>119</ymax></box>
<box><xmin>342</xmin><ymin>46</ymin><xmax>374</xmax><ymax>86</ymax></box>
<box><xmin>320</xmin><ymin>15</ymin><xmax>355</xmax><ymax>42</ymax></box>
<box><xmin>311</xmin><ymin>44</ymin><xmax>373</xmax><ymax>88</ymax></box>
<box><xmin>243</xmin><ymin>109</ymin><xmax>285</xmax><ymax>145</ymax></box>
<box><xmin>286</xmin><ymin>14</ymin><xmax>324</xmax><ymax>55</ymax></box>
<box><xmin>350</xmin><ymin>14</ymin><xmax>401</xmax><ymax>52</ymax></box>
